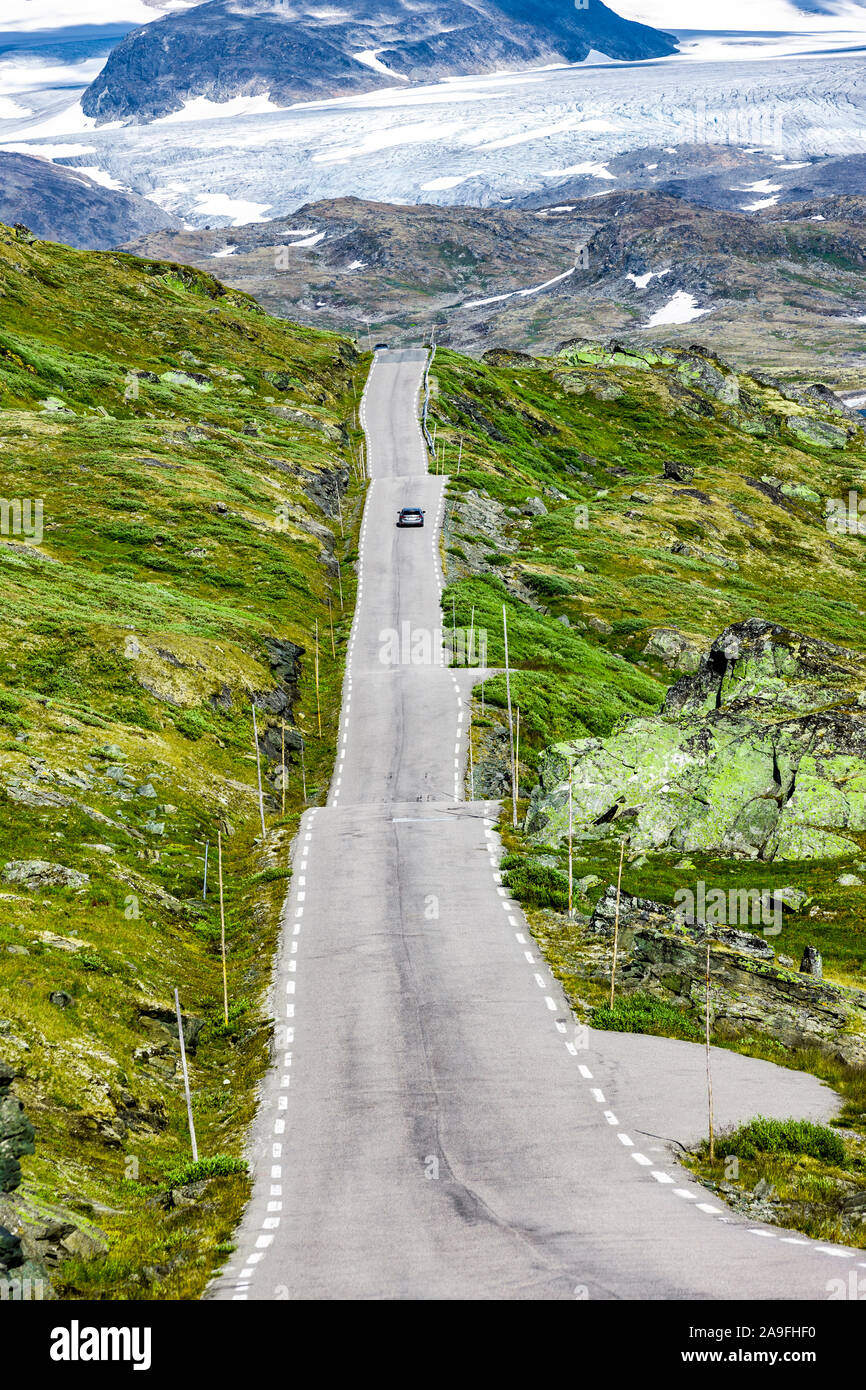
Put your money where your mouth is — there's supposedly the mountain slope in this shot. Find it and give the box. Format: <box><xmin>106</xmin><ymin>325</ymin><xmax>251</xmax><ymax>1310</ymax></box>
<box><xmin>0</xmin><ymin>223</ymin><xmax>365</xmax><ymax>1297</ymax></box>
<box><xmin>124</xmin><ymin>189</ymin><xmax>866</xmax><ymax>386</ymax></box>
<box><xmin>80</xmin><ymin>0</ymin><xmax>677</xmax><ymax>124</ymax></box>
<box><xmin>0</xmin><ymin>153</ymin><xmax>178</xmax><ymax>250</ymax></box>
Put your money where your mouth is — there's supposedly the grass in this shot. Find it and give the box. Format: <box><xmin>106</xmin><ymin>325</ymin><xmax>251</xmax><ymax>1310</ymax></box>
<box><xmin>708</xmin><ymin>1117</ymin><xmax>847</xmax><ymax>1165</ymax></box>
<box><xmin>431</xmin><ymin>343</ymin><xmax>866</xmax><ymax>992</ymax></box>
<box><xmin>0</xmin><ymin>223</ymin><xmax>369</xmax><ymax>1298</ymax></box>
<box><xmin>590</xmin><ymin>992</ymin><xmax>704</xmax><ymax>1042</ymax></box>
<box><xmin>686</xmin><ymin>1116</ymin><xmax>866</xmax><ymax>1249</ymax></box>
<box><xmin>438</xmin><ymin>341</ymin><xmax>866</xmax><ymax>1243</ymax></box>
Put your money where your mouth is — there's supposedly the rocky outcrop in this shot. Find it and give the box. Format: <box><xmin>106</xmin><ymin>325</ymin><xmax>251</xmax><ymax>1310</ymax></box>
<box><xmin>527</xmin><ymin>620</ymin><xmax>866</xmax><ymax>860</ymax></box>
<box><xmin>0</xmin><ymin>1063</ymin><xmax>34</xmax><ymax>1196</ymax></box>
<box><xmin>255</xmin><ymin>637</ymin><xmax>306</xmax><ymax>762</ymax></box>
<box><xmin>586</xmin><ymin>889</ymin><xmax>866</xmax><ymax>1064</ymax></box>
<box><xmin>0</xmin><ymin>1062</ymin><xmax>54</xmax><ymax>1299</ymax></box>
<box><xmin>2</xmin><ymin>861</ymin><xmax>89</xmax><ymax>891</ymax></box>
<box><xmin>642</xmin><ymin>627</ymin><xmax>704</xmax><ymax>673</ymax></box>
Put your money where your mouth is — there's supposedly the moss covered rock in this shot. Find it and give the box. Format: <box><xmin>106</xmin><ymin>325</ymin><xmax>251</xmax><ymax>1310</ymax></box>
<box><xmin>526</xmin><ymin>619</ymin><xmax>866</xmax><ymax>860</ymax></box>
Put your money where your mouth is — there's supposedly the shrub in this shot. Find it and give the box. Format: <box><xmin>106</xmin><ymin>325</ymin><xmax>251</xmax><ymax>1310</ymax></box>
<box><xmin>525</xmin><ymin>573</ymin><xmax>573</xmax><ymax>598</ymax></box>
<box><xmin>165</xmin><ymin>1154</ymin><xmax>248</xmax><ymax>1189</ymax></box>
<box><xmin>717</xmin><ymin>1117</ymin><xmax>846</xmax><ymax>1166</ymax></box>
<box><xmin>501</xmin><ymin>854</ymin><xmax>569</xmax><ymax>910</ymax></box>
<box><xmin>591</xmin><ymin>992</ymin><xmax>703</xmax><ymax>1042</ymax></box>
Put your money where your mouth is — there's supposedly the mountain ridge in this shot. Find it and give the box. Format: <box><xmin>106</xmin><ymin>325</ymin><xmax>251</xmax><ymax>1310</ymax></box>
<box><xmin>80</xmin><ymin>0</ymin><xmax>677</xmax><ymax>124</ymax></box>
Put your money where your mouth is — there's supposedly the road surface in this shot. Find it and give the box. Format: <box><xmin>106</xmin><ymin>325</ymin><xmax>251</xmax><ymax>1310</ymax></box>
<box><xmin>212</xmin><ymin>349</ymin><xmax>858</xmax><ymax>1301</ymax></box>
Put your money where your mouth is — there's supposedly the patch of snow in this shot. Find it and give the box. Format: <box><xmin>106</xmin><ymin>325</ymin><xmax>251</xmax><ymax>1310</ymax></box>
<box><xmin>0</xmin><ymin>142</ymin><xmax>96</xmax><ymax>159</ymax></box>
<box><xmin>733</xmin><ymin>179</ymin><xmax>783</xmax><ymax>194</ymax></box>
<box><xmin>193</xmin><ymin>193</ymin><xmax>272</xmax><ymax>224</ymax></box>
<box><xmin>210</xmin><ymin>245</ymin><xmax>238</xmax><ymax>258</ymax></box>
<box><xmin>156</xmin><ymin>93</ymin><xmax>289</xmax><ymax>124</ymax></box>
<box><xmin>541</xmin><ymin>160</ymin><xmax>616</xmax><ymax>180</ymax></box>
<box><xmin>777</xmin><ymin>161</ymin><xmax>810</xmax><ymax>169</ymax></box>
<box><xmin>0</xmin><ymin>55</ymin><xmax>106</xmax><ymax>95</ymax></box>
<box><xmin>1</xmin><ymin>0</ymin><xmax>162</xmax><ymax>29</ymax></box>
<box><xmin>645</xmin><ymin>291</ymin><xmax>711</xmax><ymax>327</ymax></box>
<box><xmin>420</xmin><ymin>170</ymin><xmax>482</xmax><ymax>190</ymax></box>
<box><xmin>741</xmin><ymin>195</ymin><xmax>780</xmax><ymax>211</ymax></box>
<box><xmin>287</xmin><ymin>230</ymin><xmax>326</xmax><ymax>247</ymax></box>
<box><xmin>313</xmin><ymin>118</ymin><xmax>466</xmax><ymax>164</ymax></box>
<box><xmin>0</xmin><ymin>97</ymin><xmax>33</xmax><ymax>119</ymax></box>
<box><xmin>645</xmin><ymin>162</ymin><xmax>658</xmax><ymax>170</ymax></box>
<box><xmin>810</xmin><ymin>214</ymin><xmax>826</xmax><ymax>221</ymax></box>
<box><xmin>615</xmin><ymin>2</ymin><xmax>866</xmax><ymax>38</ymax></box>
<box><xmin>461</xmin><ymin>265</ymin><xmax>576</xmax><ymax>309</ymax></box>
<box><xmin>70</xmin><ymin>164</ymin><xmax>130</xmax><ymax>191</ymax></box>
<box><xmin>473</xmin><ymin>116</ymin><xmax>617</xmax><ymax>152</ymax></box>
<box><xmin>352</xmin><ymin>50</ymin><xmax>409</xmax><ymax>82</ymax></box>
<box><xmin>627</xmin><ymin>267</ymin><xmax>671</xmax><ymax>289</ymax></box>
<box><xmin>347</xmin><ymin>259</ymin><xmax>366</xmax><ymax>270</ymax></box>
<box><xmin>0</xmin><ymin>102</ymin><xmax>108</xmax><ymax>138</ymax></box>
<box><xmin>578</xmin><ymin>49</ymin><xmax>626</xmax><ymax>65</ymax></box>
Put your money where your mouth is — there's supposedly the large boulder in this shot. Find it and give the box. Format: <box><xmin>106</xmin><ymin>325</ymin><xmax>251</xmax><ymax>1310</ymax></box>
<box><xmin>526</xmin><ymin>620</ymin><xmax>866</xmax><ymax>860</ymax></box>
<box><xmin>785</xmin><ymin>415</ymin><xmax>850</xmax><ymax>449</ymax></box>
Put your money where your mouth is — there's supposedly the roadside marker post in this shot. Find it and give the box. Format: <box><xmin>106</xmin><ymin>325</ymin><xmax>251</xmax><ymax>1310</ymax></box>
<box><xmin>502</xmin><ymin>605</ymin><xmax>517</xmax><ymax>829</ymax></box>
<box><xmin>251</xmin><ymin>703</ymin><xmax>267</xmax><ymax>839</ymax></box>
<box><xmin>568</xmin><ymin>768</ymin><xmax>574</xmax><ymax>920</ymax></box>
<box><xmin>706</xmin><ymin>939</ymin><xmax>715</xmax><ymax>1163</ymax></box>
<box><xmin>218</xmin><ymin>830</ymin><xmax>228</xmax><ymax>1026</ymax></box>
<box><xmin>515</xmin><ymin>706</ymin><xmax>520</xmax><ymax>798</ymax></box>
<box><xmin>468</xmin><ymin>720</ymin><xmax>474</xmax><ymax>800</ymax></box>
<box><xmin>314</xmin><ymin>620</ymin><xmax>322</xmax><ymax>737</ymax></box>
<box><xmin>610</xmin><ymin>838</ymin><xmax>626</xmax><ymax>1008</ymax></box>
<box><xmin>281</xmin><ymin>720</ymin><xmax>286</xmax><ymax>817</ymax></box>
<box><xmin>174</xmin><ymin>987</ymin><xmax>198</xmax><ymax>1163</ymax></box>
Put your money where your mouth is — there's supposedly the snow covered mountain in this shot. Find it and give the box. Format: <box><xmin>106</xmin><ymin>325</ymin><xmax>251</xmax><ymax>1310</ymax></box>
<box><xmin>80</xmin><ymin>0</ymin><xmax>678</xmax><ymax>125</ymax></box>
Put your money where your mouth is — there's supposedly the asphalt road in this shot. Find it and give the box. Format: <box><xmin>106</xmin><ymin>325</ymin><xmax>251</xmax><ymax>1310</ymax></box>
<box><xmin>212</xmin><ymin>349</ymin><xmax>859</xmax><ymax>1301</ymax></box>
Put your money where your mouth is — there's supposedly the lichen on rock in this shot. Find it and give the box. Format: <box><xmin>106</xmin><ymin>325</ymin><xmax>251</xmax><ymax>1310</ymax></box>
<box><xmin>526</xmin><ymin>619</ymin><xmax>866</xmax><ymax>860</ymax></box>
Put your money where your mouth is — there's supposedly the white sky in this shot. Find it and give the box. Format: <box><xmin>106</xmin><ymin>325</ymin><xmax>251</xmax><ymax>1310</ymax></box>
<box><xmin>2</xmin><ymin>0</ymin><xmax>865</xmax><ymax>36</ymax></box>
<box><xmin>616</xmin><ymin>0</ymin><xmax>865</xmax><ymax>30</ymax></box>
<box><xmin>0</xmin><ymin>1</ymin><xmax>187</xmax><ymax>31</ymax></box>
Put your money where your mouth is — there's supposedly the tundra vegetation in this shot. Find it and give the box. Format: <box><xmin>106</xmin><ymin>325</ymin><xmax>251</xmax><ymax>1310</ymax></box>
<box><xmin>428</xmin><ymin>340</ymin><xmax>866</xmax><ymax>1243</ymax></box>
<box><xmin>0</xmin><ymin>224</ymin><xmax>366</xmax><ymax>1297</ymax></box>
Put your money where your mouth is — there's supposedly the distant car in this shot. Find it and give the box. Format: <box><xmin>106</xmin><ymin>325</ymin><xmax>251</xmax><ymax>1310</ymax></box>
<box><xmin>374</xmin><ymin>342</ymin><xmax>389</xmax><ymax>351</ymax></box>
<box><xmin>396</xmin><ymin>507</ymin><xmax>425</xmax><ymax>528</ymax></box>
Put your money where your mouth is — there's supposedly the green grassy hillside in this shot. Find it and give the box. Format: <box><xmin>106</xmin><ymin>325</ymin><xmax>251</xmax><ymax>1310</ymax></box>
<box><xmin>0</xmin><ymin>224</ymin><xmax>366</xmax><ymax>1298</ymax></box>
<box><xmin>429</xmin><ymin>340</ymin><xmax>866</xmax><ymax>994</ymax></box>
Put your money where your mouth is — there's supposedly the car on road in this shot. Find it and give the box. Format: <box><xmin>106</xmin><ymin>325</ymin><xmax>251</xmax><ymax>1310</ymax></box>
<box><xmin>396</xmin><ymin>507</ymin><xmax>425</xmax><ymax>528</ymax></box>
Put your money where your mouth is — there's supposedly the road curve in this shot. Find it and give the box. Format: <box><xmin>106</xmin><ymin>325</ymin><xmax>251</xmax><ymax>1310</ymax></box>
<box><xmin>212</xmin><ymin>348</ymin><xmax>856</xmax><ymax>1302</ymax></box>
